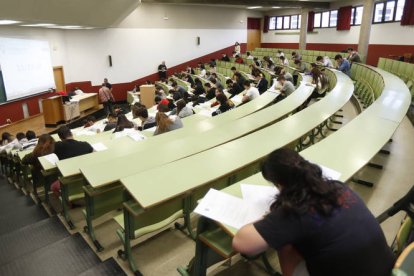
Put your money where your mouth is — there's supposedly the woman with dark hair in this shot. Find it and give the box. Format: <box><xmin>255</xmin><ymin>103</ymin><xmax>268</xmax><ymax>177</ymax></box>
<box><xmin>212</xmin><ymin>93</ymin><xmax>234</xmax><ymax>116</ymax></box>
<box><xmin>113</xmin><ymin>114</ymin><xmax>134</xmax><ymax>133</ymax></box>
<box><xmin>301</xmin><ymin>67</ymin><xmax>329</xmax><ymax>109</ymax></box>
<box><xmin>233</xmin><ymin>148</ymin><xmax>394</xmax><ymax>276</ymax></box>
<box><xmin>1</xmin><ymin>132</ymin><xmax>12</xmax><ymax>146</ymax></box>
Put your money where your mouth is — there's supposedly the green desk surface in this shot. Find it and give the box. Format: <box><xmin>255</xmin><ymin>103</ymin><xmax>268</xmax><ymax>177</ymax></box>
<box><xmin>81</xmin><ymin>84</ymin><xmax>312</xmax><ymax>188</ymax></box>
<box><xmin>56</xmin><ymin>91</ymin><xmax>278</xmax><ymax>178</ymax></box>
<box><xmin>121</xmin><ymin>71</ymin><xmax>353</xmax><ymax>209</ymax></box>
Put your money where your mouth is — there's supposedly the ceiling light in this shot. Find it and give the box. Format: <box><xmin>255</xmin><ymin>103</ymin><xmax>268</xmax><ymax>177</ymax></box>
<box><xmin>59</xmin><ymin>25</ymin><xmax>83</xmax><ymax>29</ymax></box>
<box><xmin>247</xmin><ymin>6</ymin><xmax>262</xmax><ymax>9</ymax></box>
<box><xmin>272</xmin><ymin>6</ymin><xmax>282</xmax><ymax>9</ymax></box>
<box><xmin>0</xmin><ymin>20</ymin><xmax>21</xmax><ymax>25</ymax></box>
<box><xmin>20</xmin><ymin>23</ymin><xmax>56</xmax><ymax>27</ymax></box>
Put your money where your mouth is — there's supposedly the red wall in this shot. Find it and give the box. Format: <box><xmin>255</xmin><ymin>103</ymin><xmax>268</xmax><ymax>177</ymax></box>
<box><xmin>0</xmin><ymin>43</ymin><xmax>245</xmax><ymax>125</ymax></box>
<box><xmin>261</xmin><ymin>43</ymin><xmax>299</xmax><ymax>49</ymax></box>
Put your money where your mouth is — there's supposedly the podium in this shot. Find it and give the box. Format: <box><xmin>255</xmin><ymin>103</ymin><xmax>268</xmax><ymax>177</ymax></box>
<box><xmin>140</xmin><ymin>85</ymin><xmax>156</xmax><ymax>108</ymax></box>
<box><xmin>42</xmin><ymin>96</ymin><xmax>64</xmax><ymax>126</ymax></box>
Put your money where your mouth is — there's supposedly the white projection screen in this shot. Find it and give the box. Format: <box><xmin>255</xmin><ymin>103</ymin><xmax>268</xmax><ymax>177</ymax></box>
<box><xmin>0</xmin><ymin>37</ymin><xmax>55</xmax><ymax>101</ymax></box>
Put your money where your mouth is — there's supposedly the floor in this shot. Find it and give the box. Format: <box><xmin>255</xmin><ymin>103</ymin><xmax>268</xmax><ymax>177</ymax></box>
<box><xmin>53</xmin><ymin>100</ymin><xmax>414</xmax><ymax>275</ymax></box>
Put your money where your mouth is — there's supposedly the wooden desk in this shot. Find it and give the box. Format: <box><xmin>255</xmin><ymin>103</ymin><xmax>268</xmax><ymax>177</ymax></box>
<box><xmin>42</xmin><ymin>96</ymin><xmax>64</xmax><ymax>125</ymax></box>
<box><xmin>70</xmin><ymin>93</ymin><xmax>99</xmax><ymax>113</ymax></box>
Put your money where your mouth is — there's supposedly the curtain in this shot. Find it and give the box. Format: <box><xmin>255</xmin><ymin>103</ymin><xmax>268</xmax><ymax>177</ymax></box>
<box><xmin>263</xmin><ymin>16</ymin><xmax>269</xmax><ymax>33</ymax></box>
<box><xmin>337</xmin><ymin>6</ymin><xmax>352</xmax><ymax>30</ymax></box>
<box><xmin>401</xmin><ymin>0</ymin><xmax>414</xmax><ymax>26</ymax></box>
<box><xmin>307</xmin><ymin>11</ymin><xmax>315</xmax><ymax>32</ymax></box>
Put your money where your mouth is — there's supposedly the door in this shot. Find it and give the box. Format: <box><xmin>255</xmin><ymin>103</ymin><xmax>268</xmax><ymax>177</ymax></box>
<box><xmin>53</xmin><ymin>66</ymin><xmax>66</xmax><ymax>92</ymax></box>
<box><xmin>247</xmin><ymin>18</ymin><xmax>262</xmax><ymax>51</ymax></box>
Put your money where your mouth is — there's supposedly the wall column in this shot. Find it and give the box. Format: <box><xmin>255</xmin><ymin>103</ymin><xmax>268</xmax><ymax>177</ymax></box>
<box><xmin>299</xmin><ymin>9</ymin><xmax>308</xmax><ymax>50</ymax></box>
<box><xmin>358</xmin><ymin>0</ymin><xmax>375</xmax><ymax>62</ymax></box>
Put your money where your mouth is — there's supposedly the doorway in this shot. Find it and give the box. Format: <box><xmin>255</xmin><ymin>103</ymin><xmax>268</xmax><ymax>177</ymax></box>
<box><xmin>53</xmin><ymin>66</ymin><xmax>66</xmax><ymax>92</ymax></box>
<box><xmin>247</xmin><ymin>18</ymin><xmax>262</xmax><ymax>51</ymax></box>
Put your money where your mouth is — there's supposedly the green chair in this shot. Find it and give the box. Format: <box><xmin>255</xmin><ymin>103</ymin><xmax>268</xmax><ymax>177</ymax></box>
<box><xmin>393</xmin><ymin>242</ymin><xmax>414</xmax><ymax>276</ymax></box>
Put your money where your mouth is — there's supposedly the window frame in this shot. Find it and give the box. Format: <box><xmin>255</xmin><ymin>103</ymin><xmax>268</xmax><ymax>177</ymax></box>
<box><xmin>350</xmin><ymin>5</ymin><xmax>364</xmax><ymax>26</ymax></box>
<box><xmin>372</xmin><ymin>0</ymin><xmax>405</xmax><ymax>24</ymax></box>
<box><xmin>313</xmin><ymin>9</ymin><xmax>339</xmax><ymax>29</ymax></box>
<box><xmin>268</xmin><ymin>14</ymin><xmax>302</xmax><ymax>30</ymax></box>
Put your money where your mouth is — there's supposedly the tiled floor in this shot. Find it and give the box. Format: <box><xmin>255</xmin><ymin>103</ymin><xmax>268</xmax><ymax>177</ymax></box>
<box><xmin>61</xmin><ymin>101</ymin><xmax>414</xmax><ymax>276</ymax></box>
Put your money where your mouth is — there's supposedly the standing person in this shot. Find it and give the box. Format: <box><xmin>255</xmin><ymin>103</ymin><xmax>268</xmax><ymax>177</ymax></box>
<box><xmin>158</xmin><ymin>61</ymin><xmax>168</xmax><ymax>81</ymax></box>
<box><xmin>103</xmin><ymin>78</ymin><xmax>112</xmax><ymax>90</ymax></box>
<box><xmin>233</xmin><ymin>148</ymin><xmax>394</xmax><ymax>276</ymax></box>
<box><xmin>234</xmin><ymin>42</ymin><xmax>241</xmax><ymax>55</ymax></box>
<box><xmin>99</xmin><ymin>83</ymin><xmax>115</xmax><ymax>115</ymax></box>
<box><xmin>335</xmin><ymin>54</ymin><xmax>351</xmax><ymax>76</ymax></box>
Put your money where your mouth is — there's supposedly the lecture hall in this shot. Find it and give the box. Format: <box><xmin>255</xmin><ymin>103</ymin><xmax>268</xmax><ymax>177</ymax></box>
<box><xmin>0</xmin><ymin>0</ymin><xmax>413</xmax><ymax>275</ymax></box>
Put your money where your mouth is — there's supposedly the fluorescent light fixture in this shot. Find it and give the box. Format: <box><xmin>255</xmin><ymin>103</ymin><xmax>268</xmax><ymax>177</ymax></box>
<box><xmin>20</xmin><ymin>23</ymin><xmax>56</xmax><ymax>27</ymax></box>
<box><xmin>59</xmin><ymin>25</ymin><xmax>83</xmax><ymax>29</ymax></box>
<box><xmin>272</xmin><ymin>6</ymin><xmax>282</xmax><ymax>9</ymax></box>
<box><xmin>0</xmin><ymin>20</ymin><xmax>21</xmax><ymax>25</ymax></box>
<box><xmin>247</xmin><ymin>6</ymin><xmax>262</xmax><ymax>9</ymax></box>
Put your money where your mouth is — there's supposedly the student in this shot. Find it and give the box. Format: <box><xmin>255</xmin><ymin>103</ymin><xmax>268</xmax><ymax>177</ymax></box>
<box><xmin>198</xmin><ymin>64</ymin><xmax>207</xmax><ymax>78</ymax></box>
<box><xmin>246</xmin><ymin>52</ymin><xmax>254</xmax><ymax>60</ymax></box>
<box><xmin>242</xmin><ymin>80</ymin><xmax>260</xmax><ymax>103</ymax></box>
<box><xmin>277</xmin><ymin>75</ymin><xmax>295</xmax><ymax>100</ymax></box>
<box><xmin>233</xmin><ymin>148</ymin><xmax>394</xmax><ymax>276</ymax></box>
<box><xmin>153</xmin><ymin>112</ymin><xmax>183</xmax><ymax>136</ymax></box>
<box><xmin>158</xmin><ymin>61</ymin><xmax>168</xmax><ymax>80</ymax></box>
<box><xmin>221</xmin><ymin>53</ymin><xmax>230</xmax><ymax>62</ymax></box>
<box><xmin>276</xmin><ymin>50</ymin><xmax>285</xmax><ymax>58</ymax></box>
<box><xmin>226</xmin><ymin>79</ymin><xmax>244</xmax><ymax>98</ymax></box>
<box><xmin>193</xmin><ymin>78</ymin><xmax>206</xmax><ymax>96</ymax></box>
<box><xmin>255</xmin><ymin>73</ymin><xmax>268</xmax><ymax>94</ymax></box>
<box><xmin>234</xmin><ymin>42</ymin><xmax>241</xmax><ymax>54</ymax></box>
<box><xmin>171</xmin><ymin>81</ymin><xmax>188</xmax><ymax>101</ymax></box>
<box><xmin>103</xmin><ymin>113</ymin><xmax>118</xmax><ymax>132</ymax></box>
<box><xmin>347</xmin><ymin>47</ymin><xmax>361</xmax><ymax>64</ymax></box>
<box><xmin>1</xmin><ymin>132</ymin><xmax>13</xmax><ymax>146</ymax></box>
<box><xmin>210</xmin><ymin>78</ymin><xmax>223</xmax><ymax>90</ymax></box>
<box><xmin>212</xmin><ymin>93</ymin><xmax>234</xmax><ymax>116</ymax></box>
<box><xmin>235</xmin><ymin>55</ymin><xmax>244</xmax><ymax>64</ymax></box>
<box><xmin>280</xmin><ymin>69</ymin><xmax>294</xmax><ymax>84</ymax></box>
<box><xmin>335</xmin><ymin>54</ymin><xmax>351</xmax><ymax>76</ymax></box>
<box><xmin>301</xmin><ymin>68</ymin><xmax>330</xmax><ymax>109</ymax></box>
<box><xmin>234</xmin><ymin>72</ymin><xmax>246</xmax><ymax>89</ymax></box>
<box><xmin>279</xmin><ymin>56</ymin><xmax>289</xmax><ymax>66</ymax></box>
<box><xmin>291</xmin><ymin>51</ymin><xmax>301</xmax><ymax>61</ymax></box>
<box><xmin>204</xmin><ymin>83</ymin><xmax>216</xmax><ymax>100</ymax></box>
<box><xmin>253</xmin><ymin>57</ymin><xmax>262</xmax><ymax>67</ymax></box>
<box><xmin>22</xmin><ymin>130</ymin><xmax>38</xmax><ymax>150</ymax></box>
<box><xmin>230</xmin><ymin>66</ymin><xmax>237</xmax><ymax>79</ymax></box>
<box><xmin>22</xmin><ymin>134</ymin><xmax>55</xmax><ymax>184</ymax></box>
<box><xmin>293</xmin><ymin>59</ymin><xmax>308</xmax><ymax>86</ymax></box>
<box><xmin>173</xmin><ymin>99</ymin><xmax>193</xmax><ymax>118</ymax></box>
<box><xmin>113</xmin><ymin>114</ymin><xmax>135</xmax><ymax>132</ymax></box>
<box><xmin>54</xmin><ymin>126</ymin><xmax>94</xmax><ymax>160</ymax></box>
<box><xmin>134</xmin><ymin>107</ymin><xmax>156</xmax><ymax>131</ymax></box>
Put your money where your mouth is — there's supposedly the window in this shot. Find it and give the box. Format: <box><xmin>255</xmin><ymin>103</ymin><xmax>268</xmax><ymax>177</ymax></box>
<box><xmin>268</xmin><ymin>14</ymin><xmax>301</xmax><ymax>30</ymax></box>
<box><xmin>373</xmin><ymin>0</ymin><xmax>405</xmax><ymax>23</ymax></box>
<box><xmin>351</xmin><ymin>6</ymin><xmax>363</xmax><ymax>26</ymax></box>
<box><xmin>313</xmin><ymin>10</ymin><xmax>339</xmax><ymax>28</ymax></box>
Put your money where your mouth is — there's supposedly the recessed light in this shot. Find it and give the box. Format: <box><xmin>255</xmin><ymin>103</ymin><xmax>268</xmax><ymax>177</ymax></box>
<box><xmin>247</xmin><ymin>6</ymin><xmax>263</xmax><ymax>9</ymax></box>
<box><xmin>0</xmin><ymin>20</ymin><xmax>21</xmax><ymax>25</ymax></box>
<box><xmin>272</xmin><ymin>6</ymin><xmax>282</xmax><ymax>9</ymax></box>
<box><xmin>20</xmin><ymin>23</ymin><xmax>56</xmax><ymax>27</ymax></box>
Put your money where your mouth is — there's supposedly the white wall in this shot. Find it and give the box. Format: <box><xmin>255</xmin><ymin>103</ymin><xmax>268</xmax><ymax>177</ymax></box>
<box><xmin>262</xmin><ymin>30</ymin><xmax>300</xmax><ymax>44</ymax></box>
<box><xmin>370</xmin><ymin>23</ymin><xmax>414</xmax><ymax>45</ymax></box>
<box><xmin>307</xmin><ymin>26</ymin><xmax>360</xmax><ymax>44</ymax></box>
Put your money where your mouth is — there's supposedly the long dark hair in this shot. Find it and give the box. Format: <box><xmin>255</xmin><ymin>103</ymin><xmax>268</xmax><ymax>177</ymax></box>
<box><xmin>114</xmin><ymin>114</ymin><xmax>134</xmax><ymax>132</ymax></box>
<box><xmin>32</xmin><ymin>134</ymin><xmax>55</xmax><ymax>158</ymax></box>
<box><xmin>261</xmin><ymin>148</ymin><xmax>344</xmax><ymax>217</ymax></box>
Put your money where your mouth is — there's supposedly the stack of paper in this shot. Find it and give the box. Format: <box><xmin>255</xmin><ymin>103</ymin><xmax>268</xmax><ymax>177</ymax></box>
<box><xmin>128</xmin><ymin>131</ymin><xmax>147</xmax><ymax>141</ymax></box>
<box><xmin>91</xmin><ymin>143</ymin><xmax>108</xmax><ymax>152</ymax></box>
<box><xmin>42</xmin><ymin>153</ymin><xmax>59</xmax><ymax>166</ymax></box>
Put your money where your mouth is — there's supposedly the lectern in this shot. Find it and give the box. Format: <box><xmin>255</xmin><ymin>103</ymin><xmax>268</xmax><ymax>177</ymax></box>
<box><xmin>140</xmin><ymin>85</ymin><xmax>156</xmax><ymax>108</ymax></box>
<box><xmin>42</xmin><ymin>96</ymin><xmax>64</xmax><ymax>126</ymax></box>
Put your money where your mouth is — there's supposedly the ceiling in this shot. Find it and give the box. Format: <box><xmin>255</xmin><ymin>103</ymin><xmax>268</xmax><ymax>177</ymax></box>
<box><xmin>0</xmin><ymin>0</ymin><xmax>336</xmax><ymax>29</ymax></box>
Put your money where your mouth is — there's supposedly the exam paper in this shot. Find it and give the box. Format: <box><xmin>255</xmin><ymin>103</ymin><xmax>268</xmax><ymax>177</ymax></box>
<box><xmin>43</xmin><ymin>153</ymin><xmax>59</xmax><ymax>166</ymax></box>
<box><xmin>194</xmin><ymin>189</ymin><xmax>267</xmax><ymax>229</ymax></box>
<box><xmin>240</xmin><ymin>184</ymin><xmax>278</xmax><ymax>215</ymax></box>
<box><xmin>128</xmin><ymin>131</ymin><xmax>147</xmax><ymax>141</ymax></box>
<box><xmin>91</xmin><ymin>143</ymin><xmax>107</xmax><ymax>152</ymax></box>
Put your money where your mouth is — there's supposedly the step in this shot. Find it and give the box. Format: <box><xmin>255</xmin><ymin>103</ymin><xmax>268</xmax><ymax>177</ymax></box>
<box><xmin>0</xmin><ymin>203</ymin><xmax>49</xmax><ymax>236</ymax></box>
<box><xmin>0</xmin><ymin>233</ymin><xmax>101</xmax><ymax>275</ymax></box>
<box><xmin>0</xmin><ymin>216</ymin><xmax>69</xmax><ymax>266</ymax></box>
<box><xmin>79</xmin><ymin>258</ymin><xmax>126</xmax><ymax>276</ymax></box>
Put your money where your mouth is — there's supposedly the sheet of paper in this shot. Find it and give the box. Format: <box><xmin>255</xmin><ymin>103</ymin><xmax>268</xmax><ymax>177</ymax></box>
<box><xmin>91</xmin><ymin>143</ymin><xmax>107</xmax><ymax>152</ymax></box>
<box><xmin>240</xmin><ymin>184</ymin><xmax>279</xmax><ymax>215</ymax></box>
<box><xmin>43</xmin><ymin>153</ymin><xmax>59</xmax><ymax>165</ymax></box>
<box><xmin>197</xmin><ymin>109</ymin><xmax>213</xmax><ymax>117</ymax></box>
<box><xmin>319</xmin><ymin>164</ymin><xmax>341</xmax><ymax>180</ymax></box>
<box><xmin>194</xmin><ymin>189</ymin><xmax>266</xmax><ymax>229</ymax></box>
<box><xmin>231</xmin><ymin>95</ymin><xmax>242</xmax><ymax>104</ymax></box>
<box><xmin>128</xmin><ymin>131</ymin><xmax>147</xmax><ymax>141</ymax></box>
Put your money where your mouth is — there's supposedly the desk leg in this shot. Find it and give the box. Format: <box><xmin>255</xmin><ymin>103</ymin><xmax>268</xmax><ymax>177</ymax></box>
<box><xmin>175</xmin><ymin>196</ymin><xmax>196</xmax><ymax>240</ymax></box>
<box><xmin>84</xmin><ymin>190</ymin><xmax>104</xmax><ymax>252</ymax></box>
<box><xmin>60</xmin><ymin>183</ymin><xmax>75</xmax><ymax>229</ymax></box>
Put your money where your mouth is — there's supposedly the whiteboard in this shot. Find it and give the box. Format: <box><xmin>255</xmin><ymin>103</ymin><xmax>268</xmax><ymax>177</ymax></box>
<box><xmin>0</xmin><ymin>37</ymin><xmax>55</xmax><ymax>101</ymax></box>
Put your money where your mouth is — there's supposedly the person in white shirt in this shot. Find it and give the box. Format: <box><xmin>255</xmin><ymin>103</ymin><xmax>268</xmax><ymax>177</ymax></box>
<box><xmin>279</xmin><ymin>56</ymin><xmax>289</xmax><ymax>66</ymax></box>
<box><xmin>242</xmin><ymin>80</ymin><xmax>260</xmax><ymax>103</ymax></box>
<box><xmin>74</xmin><ymin>87</ymin><xmax>84</xmax><ymax>95</ymax></box>
<box><xmin>246</xmin><ymin>52</ymin><xmax>254</xmax><ymax>60</ymax></box>
<box><xmin>234</xmin><ymin>42</ymin><xmax>241</xmax><ymax>54</ymax></box>
<box><xmin>277</xmin><ymin>50</ymin><xmax>285</xmax><ymax>58</ymax></box>
<box><xmin>199</xmin><ymin>64</ymin><xmax>207</xmax><ymax>78</ymax></box>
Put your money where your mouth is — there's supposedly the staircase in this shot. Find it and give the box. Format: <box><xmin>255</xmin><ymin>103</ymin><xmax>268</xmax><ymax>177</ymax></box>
<box><xmin>0</xmin><ymin>176</ymin><xmax>125</xmax><ymax>276</ymax></box>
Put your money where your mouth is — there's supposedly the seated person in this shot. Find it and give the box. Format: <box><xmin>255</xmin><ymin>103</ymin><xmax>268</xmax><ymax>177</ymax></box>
<box><xmin>221</xmin><ymin>53</ymin><xmax>230</xmax><ymax>62</ymax></box>
<box><xmin>198</xmin><ymin>64</ymin><xmax>207</xmax><ymax>78</ymax></box>
<box><xmin>277</xmin><ymin>75</ymin><xmax>295</xmax><ymax>100</ymax></box>
<box><xmin>231</xmin><ymin>66</ymin><xmax>237</xmax><ymax>79</ymax></box>
<box><xmin>210</xmin><ymin>78</ymin><xmax>224</xmax><ymax>90</ymax></box>
<box><xmin>22</xmin><ymin>134</ymin><xmax>55</xmax><ymax>185</ymax></box>
<box><xmin>22</xmin><ymin>130</ymin><xmax>38</xmax><ymax>150</ymax></box>
<box><xmin>54</xmin><ymin>126</ymin><xmax>94</xmax><ymax>160</ymax></box>
<box><xmin>212</xmin><ymin>93</ymin><xmax>234</xmax><ymax>116</ymax></box>
<box><xmin>234</xmin><ymin>72</ymin><xmax>246</xmax><ymax>89</ymax></box>
<box><xmin>83</xmin><ymin>116</ymin><xmax>101</xmax><ymax>133</ymax></box>
<box><xmin>233</xmin><ymin>148</ymin><xmax>394</xmax><ymax>276</ymax></box>
<box><xmin>193</xmin><ymin>78</ymin><xmax>206</xmax><ymax>96</ymax></box>
<box><xmin>242</xmin><ymin>80</ymin><xmax>260</xmax><ymax>103</ymax></box>
<box><xmin>253</xmin><ymin>57</ymin><xmax>262</xmax><ymax>67</ymax></box>
<box><xmin>280</xmin><ymin>69</ymin><xmax>294</xmax><ymax>84</ymax></box>
<box><xmin>291</xmin><ymin>51</ymin><xmax>302</xmax><ymax>61</ymax></box>
<box><xmin>171</xmin><ymin>81</ymin><xmax>189</xmax><ymax>102</ymax></box>
<box><xmin>204</xmin><ymin>83</ymin><xmax>216</xmax><ymax>100</ymax></box>
<box><xmin>134</xmin><ymin>107</ymin><xmax>156</xmax><ymax>131</ymax></box>
<box><xmin>316</xmin><ymin>56</ymin><xmax>334</xmax><ymax>68</ymax></box>
<box><xmin>279</xmin><ymin>56</ymin><xmax>289</xmax><ymax>66</ymax></box>
<box><xmin>103</xmin><ymin>113</ymin><xmax>118</xmax><ymax>132</ymax></box>
<box><xmin>334</xmin><ymin>54</ymin><xmax>351</xmax><ymax>76</ymax></box>
<box><xmin>1</xmin><ymin>132</ymin><xmax>13</xmax><ymax>146</ymax></box>
<box><xmin>246</xmin><ymin>51</ymin><xmax>254</xmax><ymax>60</ymax></box>
<box><xmin>153</xmin><ymin>112</ymin><xmax>183</xmax><ymax>136</ymax></box>
<box><xmin>347</xmin><ymin>47</ymin><xmax>361</xmax><ymax>64</ymax></box>
<box><xmin>235</xmin><ymin>55</ymin><xmax>244</xmax><ymax>64</ymax></box>
<box><xmin>226</xmin><ymin>79</ymin><xmax>244</xmax><ymax>98</ymax></box>
<box><xmin>171</xmin><ymin>99</ymin><xmax>194</xmax><ymax>118</ymax></box>
<box><xmin>255</xmin><ymin>73</ymin><xmax>268</xmax><ymax>94</ymax></box>
<box><xmin>113</xmin><ymin>114</ymin><xmax>135</xmax><ymax>133</ymax></box>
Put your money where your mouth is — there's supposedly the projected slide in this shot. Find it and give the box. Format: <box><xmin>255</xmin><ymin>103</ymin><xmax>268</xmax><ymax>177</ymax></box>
<box><xmin>0</xmin><ymin>37</ymin><xmax>55</xmax><ymax>101</ymax></box>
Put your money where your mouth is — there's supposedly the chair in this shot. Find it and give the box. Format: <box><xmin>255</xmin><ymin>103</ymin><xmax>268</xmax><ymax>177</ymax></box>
<box><xmin>377</xmin><ymin>58</ymin><xmax>386</xmax><ymax>69</ymax></box>
<box><xmin>395</xmin><ymin>216</ymin><xmax>413</xmax><ymax>256</ymax></box>
<box><xmin>393</xmin><ymin>242</ymin><xmax>414</xmax><ymax>276</ymax></box>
